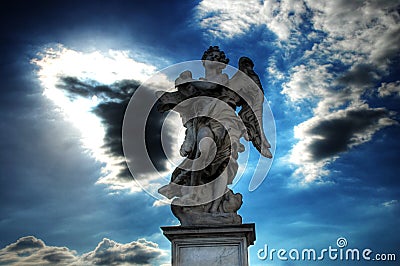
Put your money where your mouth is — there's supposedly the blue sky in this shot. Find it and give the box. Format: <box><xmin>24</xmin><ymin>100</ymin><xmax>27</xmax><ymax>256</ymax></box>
<box><xmin>0</xmin><ymin>0</ymin><xmax>399</xmax><ymax>265</ymax></box>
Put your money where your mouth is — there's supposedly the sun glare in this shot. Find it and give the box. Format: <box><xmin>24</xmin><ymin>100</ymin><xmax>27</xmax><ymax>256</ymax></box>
<box><xmin>32</xmin><ymin>44</ymin><xmax>156</xmax><ymax>191</ymax></box>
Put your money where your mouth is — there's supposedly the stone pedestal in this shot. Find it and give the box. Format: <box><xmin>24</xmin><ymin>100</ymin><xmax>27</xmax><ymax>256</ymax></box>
<box><xmin>161</xmin><ymin>224</ymin><xmax>255</xmax><ymax>266</ymax></box>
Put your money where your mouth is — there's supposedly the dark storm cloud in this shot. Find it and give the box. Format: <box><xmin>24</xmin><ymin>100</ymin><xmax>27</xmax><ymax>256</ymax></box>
<box><xmin>57</xmin><ymin>77</ymin><xmax>169</xmax><ymax>180</ymax></box>
<box><xmin>337</xmin><ymin>64</ymin><xmax>378</xmax><ymax>87</ymax></box>
<box><xmin>94</xmin><ymin>100</ymin><xmax>129</xmax><ymax>159</ymax></box>
<box><xmin>42</xmin><ymin>252</ymin><xmax>77</xmax><ymax>264</ymax></box>
<box><xmin>58</xmin><ymin>77</ymin><xmax>135</xmax><ymax>101</ymax></box>
<box><xmin>306</xmin><ymin>108</ymin><xmax>395</xmax><ymax>161</ymax></box>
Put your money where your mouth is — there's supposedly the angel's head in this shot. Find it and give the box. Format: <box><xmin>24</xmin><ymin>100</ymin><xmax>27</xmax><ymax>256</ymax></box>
<box><xmin>238</xmin><ymin>57</ymin><xmax>254</xmax><ymax>72</ymax></box>
<box><xmin>201</xmin><ymin>46</ymin><xmax>229</xmax><ymax>71</ymax></box>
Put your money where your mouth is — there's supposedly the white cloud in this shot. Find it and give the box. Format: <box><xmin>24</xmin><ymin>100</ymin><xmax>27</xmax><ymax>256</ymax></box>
<box><xmin>196</xmin><ymin>0</ymin><xmax>400</xmax><ymax>184</ymax></box>
<box><xmin>0</xmin><ymin>236</ymin><xmax>167</xmax><ymax>266</ymax></box>
<box><xmin>32</xmin><ymin>44</ymin><xmax>156</xmax><ymax>86</ymax></box>
<box><xmin>152</xmin><ymin>199</ymin><xmax>171</xmax><ymax>207</ymax></box>
<box><xmin>195</xmin><ymin>0</ymin><xmax>261</xmax><ymax>38</ymax></box>
<box><xmin>305</xmin><ymin>0</ymin><xmax>400</xmax><ymax>67</ymax></box>
<box><xmin>267</xmin><ymin>57</ymin><xmax>285</xmax><ymax>82</ymax></box>
<box><xmin>378</xmin><ymin>81</ymin><xmax>400</xmax><ymax>97</ymax></box>
<box><xmin>282</xmin><ymin>1</ymin><xmax>399</xmax><ymax>183</ymax></box>
<box><xmin>195</xmin><ymin>0</ymin><xmax>307</xmax><ymax>41</ymax></box>
<box><xmin>281</xmin><ymin>62</ymin><xmax>334</xmax><ymax>104</ymax></box>
<box><xmin>80</xmin><ymin>238</ymin><xmax>166</xmax><ymax>265</ymax></box>
<box><xmin>382</xmin><ymin>199</ymin><xmax>398</xmax><ymax>208</ymax></box>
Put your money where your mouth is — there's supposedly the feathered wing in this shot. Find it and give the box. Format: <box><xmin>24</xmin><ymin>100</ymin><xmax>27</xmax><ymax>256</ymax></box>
<box><xmin>229</xmin><ymin>67</ymin><xmax>272</xmax><ymax>158</ymax></box>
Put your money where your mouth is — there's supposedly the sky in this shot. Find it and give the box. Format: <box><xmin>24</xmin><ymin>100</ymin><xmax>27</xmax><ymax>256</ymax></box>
<box><xmin>0</xmin><ymin>0</ymin><xmax>399</xmax><ymax>265</ymax></box>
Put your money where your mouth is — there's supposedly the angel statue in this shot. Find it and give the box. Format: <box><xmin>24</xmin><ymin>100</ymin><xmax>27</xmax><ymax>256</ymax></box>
<box><xmin>157</xmin><ymin>46</ymin><xmax>272</xmax><ymax>226</ymax></box>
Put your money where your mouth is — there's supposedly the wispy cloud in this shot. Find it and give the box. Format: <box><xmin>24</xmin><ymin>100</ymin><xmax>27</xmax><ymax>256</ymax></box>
<box><xmin>382</xmin><ymin>199</ymin><xmax>398</xmax><ymax>208</ymax></box>
<box><xmin>195</xmin><ymin>0</ymin><xmax>307</xmax><ymax>41</ymax></box>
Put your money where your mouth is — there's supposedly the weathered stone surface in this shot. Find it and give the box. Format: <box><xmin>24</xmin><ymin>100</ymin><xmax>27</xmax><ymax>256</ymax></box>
<box><xmin>156</xmin><ymin>46</ymin><xmax>272</xmax><ymax>226</ymax></box>
<box><xmin>172</xmin><ymin>205</ymin><xmax>242</xmax><ymax>226</ymax></box>
<box><xmin>161</xmin><ymin>224</ymin><xmax>255</xmax><ymax>266</ymax></box>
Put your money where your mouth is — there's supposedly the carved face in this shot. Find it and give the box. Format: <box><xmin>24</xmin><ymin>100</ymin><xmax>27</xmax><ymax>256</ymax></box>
<box><xmin>203</xmin><ymin>52</ymin><xmax>227</xmax><ymax>71</ymax></box>
<box><xmin>204</xmin><ymin>51</ymin><xmax>223</xmax><ymax>62</ymax></box>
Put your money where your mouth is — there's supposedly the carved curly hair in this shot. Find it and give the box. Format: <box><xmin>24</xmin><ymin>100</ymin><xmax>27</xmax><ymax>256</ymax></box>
<box><xmin>201</xmin><ymin>46</ymin><xmax>229</xmax><ymax>64</ymax></box>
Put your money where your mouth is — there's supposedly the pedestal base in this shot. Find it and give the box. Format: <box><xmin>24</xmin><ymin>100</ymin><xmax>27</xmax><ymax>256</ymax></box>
<box><xmin>161</xmin><ymin>224</ymin><xmax>255</xmax><ymax>266</ymax></box>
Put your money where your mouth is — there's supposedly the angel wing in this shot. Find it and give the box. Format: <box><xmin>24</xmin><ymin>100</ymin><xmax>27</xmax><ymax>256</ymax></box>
<box><xmin>229</xmin><ymin>57</ymin><xmax>272</xmax><ymax>158</ymax></box>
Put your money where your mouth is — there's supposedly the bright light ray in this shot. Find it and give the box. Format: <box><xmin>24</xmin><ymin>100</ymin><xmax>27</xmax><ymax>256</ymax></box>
<box><xmin>32</xmin><ymin>44</ymin><xmax>156</xmax><ymax>193</ymax></box>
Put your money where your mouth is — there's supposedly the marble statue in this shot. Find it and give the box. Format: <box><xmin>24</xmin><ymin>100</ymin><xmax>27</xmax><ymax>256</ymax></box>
<box><xmin>157</xmin><ymin>46</ymin><xmax>272</xmax><ymax>226</ymax></box>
